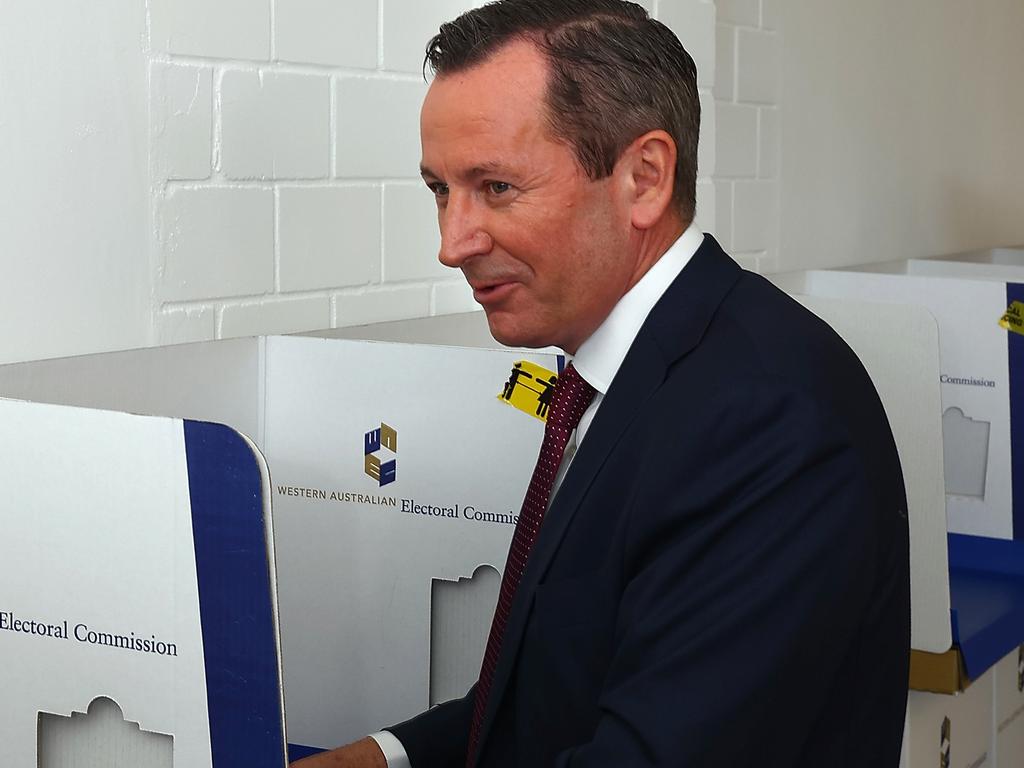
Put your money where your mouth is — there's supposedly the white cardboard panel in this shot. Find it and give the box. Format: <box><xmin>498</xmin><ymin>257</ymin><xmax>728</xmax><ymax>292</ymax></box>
<box><xmin>306</xmin><ymin>312</ymin><xmax>495</xmax><ymax>348</ymax></box>
<box><xmin>261</xmin><ymin>337</ymin><xmax>558</xmax><ymax>749</ymax></box>
<box><xmin>0</xmin><ymin>338</ymin><xmax>263</xmax><ymax>443</ymax></box>
<box><xmin>0</xmin><ymin>400</ymin><xmax>212</xmax><ymax>767</ymax></box>
<box><xmin>909</xmin><ymin>259</ymin><xmax>1024</xmax><ymax>284</ymax></box>
<box><xmin>795</xmin><ymin>296</ymin><xmax>951</xmax><ymax>653</ymax></box>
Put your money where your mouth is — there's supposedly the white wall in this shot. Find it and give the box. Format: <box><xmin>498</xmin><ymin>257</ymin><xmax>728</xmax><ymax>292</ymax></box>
<box><xmin>0</xmin><ymin>1</ymin><xmax>151</xmax><ymax>364</ymax></box>
<box><xmin>778</xmin><ymin>0</ymin><xmax>1024</xmax><ymax>272</ymax></box>
<box><xmin>0</xmin><ymin>0</ymin><xmax>717</xmax><ymax>365</ymax></box>
<box><xmin>712</xmin><ymin>0</ymin><xmax>780</xmax><ymax>272</ymax></box>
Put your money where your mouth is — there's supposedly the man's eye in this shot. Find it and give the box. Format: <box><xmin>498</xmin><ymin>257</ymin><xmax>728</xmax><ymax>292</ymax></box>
<box><xmin>428</xmin><ymin>182</ymin><xmax>449</xmax><ymax>197</ymax></box>
<box><xmin>487</xmin><ymin>181</ymin><xmax>512</xmax><ymax>195</ymax></box>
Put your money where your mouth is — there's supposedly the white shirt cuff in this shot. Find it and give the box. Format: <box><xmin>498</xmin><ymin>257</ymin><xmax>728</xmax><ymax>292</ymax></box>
<box><xmin>369</xmin><ymin>730</ymin><xmax>412</xmax><ymax>768</ymax></box>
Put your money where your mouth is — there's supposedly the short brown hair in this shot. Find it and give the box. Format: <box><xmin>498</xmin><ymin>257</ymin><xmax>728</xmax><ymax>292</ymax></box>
<box><xmin>425</xmin><ymin>0</ymin><xmax>700</xmax><ymax>221</ymax></box>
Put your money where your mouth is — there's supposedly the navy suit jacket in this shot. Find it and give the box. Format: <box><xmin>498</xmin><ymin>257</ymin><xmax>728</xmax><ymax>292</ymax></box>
<box><xmin>391</xmin><ymin>236</ymin><xmax>910</xmax><ymax>767</ymax></box>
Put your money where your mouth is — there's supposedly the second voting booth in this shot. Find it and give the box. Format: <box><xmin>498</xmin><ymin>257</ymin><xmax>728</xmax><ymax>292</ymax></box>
<box><xmin>777</xmin><ymin>245</ymin><xmax>1024</xmax><ymax>768</ymax></box>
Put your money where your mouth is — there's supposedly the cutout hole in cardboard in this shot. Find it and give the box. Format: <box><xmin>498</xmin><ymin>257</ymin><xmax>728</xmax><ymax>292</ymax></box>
<box><xmin>942</xmin><ymin>407</ymin><xmax>991</xmax><ymax>499</ymax></box>
<box><xmin>37</xmin><ymin>696</ymin><xmax>173</xmax><ymax>768</ymax></box>
<box><xmin>430</xmin><ymin>565</ymin><xmax>501</xmax><ymax>706</ymax></box>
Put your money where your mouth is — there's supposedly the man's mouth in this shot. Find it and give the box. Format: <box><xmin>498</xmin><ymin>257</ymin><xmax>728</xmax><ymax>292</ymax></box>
<box><xmin>471</xmin><ymin>280</ymin><xmax>517</xmax><ymax>304</ymax></box>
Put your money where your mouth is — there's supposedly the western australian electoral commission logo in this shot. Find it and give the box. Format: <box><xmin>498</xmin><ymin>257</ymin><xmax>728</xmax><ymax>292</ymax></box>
<box><xmin>364</xmin><ymin>422</ymin><xmax>398</xmax><ymax>487</ymax></box>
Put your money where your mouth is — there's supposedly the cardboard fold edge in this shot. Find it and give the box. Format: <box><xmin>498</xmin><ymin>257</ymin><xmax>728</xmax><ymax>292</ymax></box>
<box><xmin>909</xmin><ymin>647</ymin><xmax>968</xmax><ymax>694</ymax></box>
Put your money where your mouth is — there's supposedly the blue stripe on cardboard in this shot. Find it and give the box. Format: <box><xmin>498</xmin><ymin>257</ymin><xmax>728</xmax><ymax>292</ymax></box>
<box><xmin>184</xmin><ymin>420</ymin><xmax>286</xmax><ymax>767</ymax></box>
<box><xmin>1008</xmin><ymin>283</ymin><xmax>1024</xmax><ymax>539</ymax></box>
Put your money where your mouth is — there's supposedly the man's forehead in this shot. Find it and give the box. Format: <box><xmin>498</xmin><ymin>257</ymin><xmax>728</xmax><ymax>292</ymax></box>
<box><xmin>425</xmin><ymin>39</ymin><xmax>548</xmax><ymax>111</ymax></box>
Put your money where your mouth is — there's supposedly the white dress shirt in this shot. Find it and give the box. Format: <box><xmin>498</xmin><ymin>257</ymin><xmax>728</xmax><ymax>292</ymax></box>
<box><xmin>370</xmin><ymin>223</ymin><xmax>705</xmax><ymax>768</ymax></box>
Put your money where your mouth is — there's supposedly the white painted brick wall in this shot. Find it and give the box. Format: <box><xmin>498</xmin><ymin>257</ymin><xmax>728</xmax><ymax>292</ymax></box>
<box><xmin>149</xmin><ymin>0</ymin><xmax>719</xmax><ymax>344</ymax></box>
<box><xmin>659</xmin><ymin>0</ymin><xmax>716</xmax><ymax>90</ymax></box>
<box><xmin>151</xmin><ymin>0</ymin><xmax>271</xmax><ymax>61</ymax></box>
<box><xmin>381</xmin><ymin>1</ymin><xmax>483</xmax><ymax>74</ymax></box>
<box><xmin>151</xmin><ymin>64</ymin><xmax>213</xmax><ymax>181</ymax></box>
<box><xmin>275</xmin><ymin>0</ymin><xmax>378</xmax><ymax>69</ymax></box>
<box><xmin>221</xmin><ymin>295</ymin><xmax>331</xmax><ymax>338</ymax></box>
<box><xmin>335</xmin><ymin>77</ymin><xmax>428</xmax><ymax>179</ymax></box>
<box><xmin>716</xmin><ymin>0</ymin><xmax>759</xmax><ymax>27</ymax></box>
<box><xmin>712</xmin><ymin>0</ymin><xmax>780</xmax><ymax>272</ymax></box>
<box><xmin>158</xmin><ymin>187</ymin><xmax>275</xmax><ymax>301</ymax></box>
<box><xmin>220</xmin><ymin>70</ymin><xmax>330</xmax><ymax>180</ymax></box>
<box><xmin>383</xmin><ymin>184</ymin><xmax>446</xmax><ymax>282</ymax></box>
<box><xmin>278</xmin><ymin>186</ymin><xmax>381</xmax><ymax>291</ymax></box>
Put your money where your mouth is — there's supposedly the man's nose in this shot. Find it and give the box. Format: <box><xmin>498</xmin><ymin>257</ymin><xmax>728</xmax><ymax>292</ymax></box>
<box><xmin>438</xmin><ymin>195</ymin><xmax>493</xmax><ymax>269</ymax></box>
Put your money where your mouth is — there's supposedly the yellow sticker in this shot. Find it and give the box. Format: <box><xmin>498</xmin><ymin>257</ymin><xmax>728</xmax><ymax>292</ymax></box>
<box><xmin>999</xmin><ymin>301</ymin><xmax>1024</xmax><ymax>336</ymax></box>
<box><xmin>498</xmin><ymin>360</ymin><xmax>560</xmax><ymax>422</ymax></box>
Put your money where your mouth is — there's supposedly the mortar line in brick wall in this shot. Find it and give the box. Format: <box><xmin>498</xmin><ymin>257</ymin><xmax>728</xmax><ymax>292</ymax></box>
<box><xmin>212</xmin><ymin>67</ymin><xmax>225</xmax><ymax>180</ymax></box>
<box><xmin>143</xmin><ymin>0</ymin><xmax>153</xmax><ymax>52</ymax></box>
<box><xmin>164</xmin><ymin>180</ymin><xmax>277</xmax><ymax>192</ymax></box>
<box><xmin>754</xmin><ymin>108</ymin><xmax>762</xmax><ymax>179</ymax></box>
<box><xmin>157</xmin><ymin>53</ymin><xmax>424</xmax><ymax>81</ymax></box>
<box><xmin>164</xmin><ymin>179</ymin><xmax>421</xmax><ymax>190</ymax></box>
<box><xmin>717</xmin><ymin>21</ymin><xmax>765</xmax><ymax>32</ymax></box>
<box><xmin>332</xmin><ymin>281</ymin><xmax>438</xmax><ymax>298</ymax></box>
<box><xmin>217</xmin><ymin>292</ymin><xmax>336</xmax><ymax>309</ymax></box>
<box><xmin>730</xmin><ymin>26</ymin><xmax>741</xmax><ymax>103</ymax></box>
<box><xmin>273</xmin><ymin>187</ymin><xmax>281</xmax><ymax>292</ymax></box>
<box><xmin>377</xmin><ymin>0</ymin><xmax>385</xmax><ymax>70</ymax></box>
<box><xmin>214</xmin><ymin>305</ymin><xmax>226</xmax><ymax>339</ymax></box>
<box><xmin>329</xmin><ymin>75</ymin><xmax>337</xmax><ymax>177</ymax></box>
<box><xmin>164</xmin><ymin>281</ymin><xmax>447</xmax><ymax>313</ymax></box>
<box><xmin>159</xmin><ymin>301</ymin><xmax>217</xmax><ymax>314</ymax></box>
<box><xmin>269</xmin><ymin>0</ymin><xmax>276</xmax><ymax>61</ymax></box>
<box><xmin>378</xmin><ymin>182</ymin><xmax>387</xmax><ymax>284</ymax></box>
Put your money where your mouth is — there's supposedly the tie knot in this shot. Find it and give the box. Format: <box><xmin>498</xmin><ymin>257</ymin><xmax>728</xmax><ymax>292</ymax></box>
<box><xmin>546</xmin><ymin>363</ymin><xmax>596</xmax><ymax>432</ymax></box>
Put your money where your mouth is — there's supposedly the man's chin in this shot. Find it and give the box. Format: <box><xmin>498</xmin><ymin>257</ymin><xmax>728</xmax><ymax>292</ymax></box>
<box><xmin>483</xmin><ymin>313</ymin><xmax>551</xmax><ymax>350</ymax></box>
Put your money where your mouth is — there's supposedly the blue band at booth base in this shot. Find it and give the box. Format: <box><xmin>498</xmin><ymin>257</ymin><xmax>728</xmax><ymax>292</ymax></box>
<box><xmin>947</xmin><ymin>533</ymin><xmax>1024</xmax><ymax>679</ymax></box>
<box><xmin>1007</xmin><ymin>283</ymin><xmax>1024</xmax><ymax>540</ymax></box>
<box><xmin>185</xmin><ymin>420</ymin><xmax>286</xmax><ymax>767</ymax></box>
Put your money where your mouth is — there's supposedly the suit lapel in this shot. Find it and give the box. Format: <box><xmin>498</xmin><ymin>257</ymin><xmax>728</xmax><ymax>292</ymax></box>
<box><xmin>474</xmin><ymin>235</ymin><xmax>742</xmax><ymax>763</ymax></box>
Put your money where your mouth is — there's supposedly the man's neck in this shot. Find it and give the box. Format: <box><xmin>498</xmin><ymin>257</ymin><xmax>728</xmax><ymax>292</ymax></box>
<box><xmin>621</xmin><ymin>216</ymin><xmax>689</xmax><ymax>301</ymax></box>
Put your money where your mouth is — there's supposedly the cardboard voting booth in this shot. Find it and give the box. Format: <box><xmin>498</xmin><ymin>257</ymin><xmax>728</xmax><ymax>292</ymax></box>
<box><xmin>775</xmin><ymin>265</ymin><xmax>1024</xmax><ymax>542</ymax></box>
<box><xmin>778</xmin><ymin>258</ymin><xmax>1024</xmax><ymax>767</ymax></box>
<box><xmin>0</xmin><ymin>333</ymin><xmax>560</xmax><ymax>758</ymax></box>
<box><xmin>0</xmin><ymin>300</ymin><xmax>953</xmax><ymax>760</ymax></box>
<box><xmin>0</xmin><ymin>400</ymin><xmax>287</xmax><ymax>767</ymax></box>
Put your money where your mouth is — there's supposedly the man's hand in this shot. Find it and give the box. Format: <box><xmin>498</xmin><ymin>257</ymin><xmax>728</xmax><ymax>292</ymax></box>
<box><xmin>289</xmin><ymin>737</ymin><xmax>387</xmax><ymax>768</ymax></box>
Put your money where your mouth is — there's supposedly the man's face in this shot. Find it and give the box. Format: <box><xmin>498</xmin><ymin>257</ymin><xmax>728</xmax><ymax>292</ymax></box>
<box><xmin>419</xmin><ymin>41</ymin><xmax>638</xmax><ymax>353</ymax></box>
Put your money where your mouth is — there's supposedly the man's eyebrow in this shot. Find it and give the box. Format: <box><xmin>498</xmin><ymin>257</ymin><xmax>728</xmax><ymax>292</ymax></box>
<box><xmin>419</xmin><ymin>162</ymin><xmax>510</xmax><ymax>181</ymax></box>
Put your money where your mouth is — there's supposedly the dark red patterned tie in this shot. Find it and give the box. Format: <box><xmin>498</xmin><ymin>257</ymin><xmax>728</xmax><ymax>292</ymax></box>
<box><xmin>466</xmin><ymin>363</ymin><xmax>597</xmax><ymax>766</ymax></box>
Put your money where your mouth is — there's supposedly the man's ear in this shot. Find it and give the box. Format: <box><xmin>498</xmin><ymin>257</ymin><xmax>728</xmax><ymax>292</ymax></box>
<box><xmin>617</xmin><ymin>130</ymin><xmax>678</xmax><ymax>230</ymax></box>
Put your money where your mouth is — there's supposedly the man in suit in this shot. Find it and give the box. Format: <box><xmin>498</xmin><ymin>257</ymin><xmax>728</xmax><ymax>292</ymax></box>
<box><xmin>294</xmin><ymin>1</ymin><xmax>910</xmax><ymax>766</ymax></box>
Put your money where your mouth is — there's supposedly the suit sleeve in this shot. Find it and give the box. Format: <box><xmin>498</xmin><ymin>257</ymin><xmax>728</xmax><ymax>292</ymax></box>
<box><xmin>386</xmin><ymin>685</ymin><xmax>475</xmax><ymax>768</ymax></box>
<box><xmin>555</xmin><ymin>382</ymin><xmax>897</xmax><ymax>767</ymax></box>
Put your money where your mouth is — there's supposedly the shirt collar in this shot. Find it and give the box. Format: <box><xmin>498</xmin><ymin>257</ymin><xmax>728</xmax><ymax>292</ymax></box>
<box><xmin>572</xmin><ymin>223</ymin><xmax>704</xmax><ymax>395</ymax></box>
